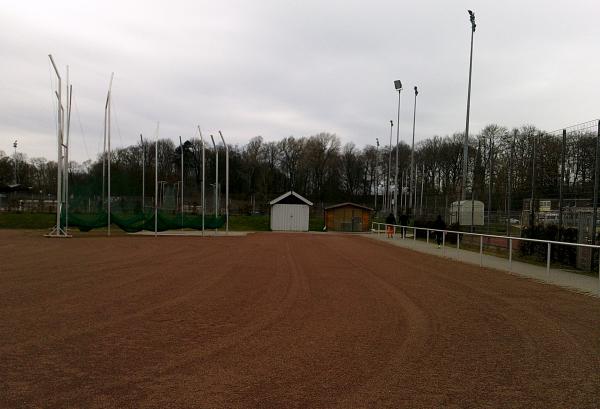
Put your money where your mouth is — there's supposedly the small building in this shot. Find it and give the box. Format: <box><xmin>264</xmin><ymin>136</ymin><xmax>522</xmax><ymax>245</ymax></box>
<box><xmin>324</xmin><ymin>202</ymin><xmax>373</xmax><ymax>232</ymax></box>
<box><xmin>449</xmin><ymin>200</ymin><xmax>484</xmax><ymax>226</ymax></box>
<box><xmin>269</xmin><ymin>191</ymin><xmax>313</xmax><ymax>231</ymax></box>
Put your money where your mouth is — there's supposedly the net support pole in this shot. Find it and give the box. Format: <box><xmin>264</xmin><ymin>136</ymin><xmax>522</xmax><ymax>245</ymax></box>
<box><xmin>558</xmin><ymin>129</ymin><xmax>566</xmax><ymax>237</ymax></box>
<box><xmin>180</xmin><ymin>135</ymin><xmax>184</xmax><ymax>230</ymax></box>
<box><xmin>219</xmin><ymin>131</ymin><xmax>229</xmax><ymax>234</ymax></box>
<box><xmin>210</xmin><ymin>134</ymin><xmax>218</xmax><ymax>233</ymax></box>
<box><xmin>50</xmin><ymin>55</ymin><xmax>62</xmax><ymax>233</ymax></box>
<box><xmin>141</xmin><ymin>134</ymin><xmax>144</xmax><ymax>213</ymax></box>
<box><xmin>105</xmin><ymin>73</ymin><xmax>114</xmax><ymax>237</ymax></box>
<box><xmin>198</xmin><ymin>126</ymin><xmax>205</xmax><ymax>236</ymax></box>
<box><xmin>592</xmin><ymin>121</ymin><xmax>600</xmax><ymax>273</ymax></box>
<box><xmin>155</xmin><ymin>122</ymin><xmax>159</xmax><ymax>237</ymax></box>
<box><xmin>65</xmin><ymin>79</ymin><xmax>72</xmax><ymax>234</ymax></box>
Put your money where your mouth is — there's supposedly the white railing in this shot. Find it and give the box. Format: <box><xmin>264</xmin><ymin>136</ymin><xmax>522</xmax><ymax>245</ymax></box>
<box><xmin>372</xmin><ymin>222</ymin><xmax>600</xmax><ymax>292</ymax></box>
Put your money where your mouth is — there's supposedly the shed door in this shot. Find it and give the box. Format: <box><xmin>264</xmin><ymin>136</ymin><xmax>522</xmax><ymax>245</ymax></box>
<box><xmin>272</xmin><ymin>204</ymin><xmax>309</xmax><ymax>231</ymax></box>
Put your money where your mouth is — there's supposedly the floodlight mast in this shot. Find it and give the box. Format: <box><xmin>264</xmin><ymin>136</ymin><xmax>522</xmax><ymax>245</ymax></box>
<box><xmin>219</xmin><ymin>131</ymin><xmax>229</xmax><ymax>233</ymax></box>
<box><xmin>393</xmin><ymin>80</ymin><xmax>402</xmax><ymax>219</ymax></box>
<box><xmin>461</xmin><ymin>9</ymin><xmax>476</xmax><ymax>224</ymax></box>
<box><xmin>197</xmin><ymin>126</ymin><xmax>205</xmax><ymax>235</ymax></box>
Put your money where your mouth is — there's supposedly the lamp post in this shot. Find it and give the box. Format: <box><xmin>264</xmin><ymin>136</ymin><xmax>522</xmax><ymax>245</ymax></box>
<box><xmin>13</xmin><ymin>140</ymin><xmax>17</xmax><ymax>184</ymax></box>
<box><xmin>410</xmin><ymin>86</ymin><xmax>418</xmax><ymax>217</ymax></box>
<box><xmin>393</xmin><ymin>80</ymin><xmax>402</xmax><ymax>219</ymax></box>
<box><xmin>461</xmin><ymin>10</ymin><xmax>476</xmax><ymax>220</ymax></box>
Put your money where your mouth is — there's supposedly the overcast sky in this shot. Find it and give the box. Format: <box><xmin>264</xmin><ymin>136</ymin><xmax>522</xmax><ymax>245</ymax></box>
<box><xmin>2</xmin><ymin>0</ymin><xmax>599</xmax><ymax>162</ymax></box>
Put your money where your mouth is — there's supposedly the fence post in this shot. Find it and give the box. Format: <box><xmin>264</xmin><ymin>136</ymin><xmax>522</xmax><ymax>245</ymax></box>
<box><xmin>443</xmin><ymin>231</ymin><xmax>446</xmax><ymax>257</ymax></box>
<box><xmin>509</xmin><ymin>238</ymin><xmax>512</xmax><ymax>271</ymax></box>
<box><xmin>479</xmin><ymin>235</ymin><xmax>483</xmax><ymax>267</ymax></box>
<box><xmin>426</xmin><ymin>229</ymin><xmax>429</xmax><ymax>244</ymax></box>
<box><xmin>414</xmin><ymin>227</ymin><xmax>416</xmax><ymax>241</ymax></box>
<box><xmin>547</xmin><ymin>242</ymin><xmax>551</xmax><ymax>275</ymax></box>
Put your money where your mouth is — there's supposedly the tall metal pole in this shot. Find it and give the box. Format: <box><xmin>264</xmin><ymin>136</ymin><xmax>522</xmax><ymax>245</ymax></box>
<box><xmin>410</xmin><ymin>86</ymin><xmax>418</xmax><ymax>217</ymax></box>
<box><xmin>107</xmin><ymin>74</ymin><xmax>113</xmax><ymax>237</ymax></box>
<box><xmin>507</xmin><ymin>130</ymin><xmax>515</xmax><ymax>236</ymax></box>
<box><xmin>13</xmin><ymin>141</ymin><xmax>18</xmax><ymax>184</ymax></box>
<box><xmin>198</xmin><ymin>126</ymin><xmax>205</xmax><ymax>235</ymax></box>
<box><xmin>155</xmin><ymin>122</ymin><xmax>159</xmax><ymax>237</ymax></box>
<box><xmin>49</xmin><ymin>55</ymin><xmax>62</xmax><ymax>232</ymax></box>
<box><xmin>141</xmin><ymin>134</ymin><xmax>144</xmax><ymax>213</ymax></box>
<box><xmin>179</xmin><ymin>136</ymin><xmax>184</xmax><ymax>229</ymax></box>
<box><xmin>558</xmin><ymin>129</ymin><xmax>566</xmax><ymax>236</ymax></box>
<box><xmin>394</xmin><ymin>87</ymin><xmax>402</xmax><ymax>219</ymax></box>
<box><xmin>592</xmin><ymin>120</ymin><xmax>600</xmax><ymax>246</ymax></box>
<box><xmin>65</xmin><ymin>83</ymin><xmax>72</xmax><ymax>233</ymax></box>
<box><xmin>210</xmin><ymin>135</ymin><xmax>219</xmax><ymax>226</ymax></box>
<box><xmin>420</xmin><ymin>163</ymin><xmax>425</xmax><ymax>216</ymax></box>
<box><xmin>219</xmin><ymin>131</ymin><xmax>229</xmax><ymax>233</ymax></box>
<box><xmin>487</xmin><ymin>137</ymin><xmax>494</xmax><ymax>233</ymax></box>
<box><xmin>461</xmin><ymin>10</ymin><xmax>476</xmax><ymax>223</ymax></box>
<box><xmin>374</xmin><ymin>138</ymin><xmax>379</xmax><ymax>211</ymax></box>
<box><xmin>386</xmin><ymin>120</ymin><xmax>393</xmax><ymax>213</ymax></box>
<box><xmin>530</xmin><ymin>132</ymin><xmax>537</xmax><ymax>228</ymax></box>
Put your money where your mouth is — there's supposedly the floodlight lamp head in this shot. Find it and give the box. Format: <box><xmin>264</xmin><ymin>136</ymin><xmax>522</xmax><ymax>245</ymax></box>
<box><xmin>13</xmin><ymin>140</ymin><xmax>17</xmax><ymax>148</ymax></box>
<box><xmin>468</xmin><ymin>10</ymin><xmax>476</xmax><ymax>31</ymax></box>
<box><xmin>414</xmin><ymin>86</ymin><xmax>418</xmax><ymax>96</ymax></box>
<box><xmin>376</xmin><ymin>138</ymin><xmax>379</xmax><ymax>147</ymax></box>
<box><xmin>390</xmin><ymin>120</ymin><xmax>393</xmax><ymax>127</ymax></box>
<box><xmin>394</xmin><ymin>80</ymin><xmax>402</xmax><ymax>91</ymax></box>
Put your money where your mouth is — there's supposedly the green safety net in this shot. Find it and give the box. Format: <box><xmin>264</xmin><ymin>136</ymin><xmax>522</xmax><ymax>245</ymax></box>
<box><xmin>62</xmin><ymin>211</ymin><xmax>226</xmax><ymax>233</ymax></box>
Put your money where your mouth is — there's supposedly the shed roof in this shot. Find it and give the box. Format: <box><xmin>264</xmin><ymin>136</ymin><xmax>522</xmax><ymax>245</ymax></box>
<box><xmin>324</xmin><ymin>202</ymin><xmax>373</xmax><ymax>211</ymax></box>
<box><xmin>269</xmin><ymin>191</ymin><xmax>313</xmax><ymax>206</ymax></box>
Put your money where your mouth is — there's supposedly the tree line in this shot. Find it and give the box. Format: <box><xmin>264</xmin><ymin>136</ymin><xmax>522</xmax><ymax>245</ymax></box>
<box><xmin>1</xmin><ymin>124</ymin><xmax>597</xmax><ymax>216</ymax></box>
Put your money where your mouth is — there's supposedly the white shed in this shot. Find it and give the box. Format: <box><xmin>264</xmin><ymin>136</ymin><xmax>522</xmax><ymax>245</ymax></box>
<box><xmin>269</xmin><ymin>191</ymin><xmax>313</xmax><ymax>231</ymax></box>
<box><xmin>450</xmin><ymin>200</ymin><xmax>485</xmax><ymax>226</ymax></box>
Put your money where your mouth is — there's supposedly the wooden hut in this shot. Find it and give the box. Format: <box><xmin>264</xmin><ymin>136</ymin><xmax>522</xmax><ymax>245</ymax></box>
<box><xmin>324</xmin><ymin>202</ymin><xmax>373</xmax><ymax>232</ymax></box>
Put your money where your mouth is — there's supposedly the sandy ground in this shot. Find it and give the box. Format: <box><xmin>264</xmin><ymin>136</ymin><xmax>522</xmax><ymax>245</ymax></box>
<box><xmin>0</xmin><ymin>230</ymin><xmax>599</xmax><ymax>408</ymax></box>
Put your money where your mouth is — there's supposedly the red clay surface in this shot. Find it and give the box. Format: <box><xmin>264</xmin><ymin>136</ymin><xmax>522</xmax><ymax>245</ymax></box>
<box><xmin>1</xmin><ymin>230</ymin><xmax>599</xmax><ymax>408</ymax></box>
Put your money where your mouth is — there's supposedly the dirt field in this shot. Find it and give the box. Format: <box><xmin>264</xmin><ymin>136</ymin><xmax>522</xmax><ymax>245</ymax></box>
<box><xmin>1</xmin><ymin>230</ymin><xmax>599</xmax><ymax>408</ymax></box>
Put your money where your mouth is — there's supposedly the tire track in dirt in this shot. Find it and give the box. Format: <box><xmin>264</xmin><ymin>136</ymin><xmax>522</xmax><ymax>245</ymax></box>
<box><xmin>344</xmin><ymin>234</ymin><xmax>600</xmax><ymax>407</ymax></box>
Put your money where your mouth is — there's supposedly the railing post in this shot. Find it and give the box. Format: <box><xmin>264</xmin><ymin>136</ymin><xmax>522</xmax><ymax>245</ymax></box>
<box><xmin>426</xmin><ymin>229</ymin><xmax>429</xmax><ymax>244</ymax></box>
<box><xmin>509</xmin><ymin>238</ymin><xmax>512</xmax><ymax>271</ymax></box>
<box><xmin>442</xmin><ymin>231</ymin><xmax>446</xmax><ymax>256</ymax></box>
<box><xmin>414</xmin><ymin>227</ymin><xmax>416</xmax><ymax>240</ymax></box>
<box><xmin>479</xmin><ymin>235</ymin><xmax>483</xmax><ymax>267</ymax></box>
<box><xmin>547</xmin><ymin>242</ymin><xmax>551</xmax><ymax>275</ymax></box>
